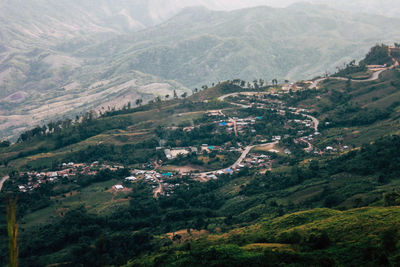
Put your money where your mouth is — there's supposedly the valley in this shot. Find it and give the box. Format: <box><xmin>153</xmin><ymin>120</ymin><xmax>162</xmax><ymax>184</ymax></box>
<box><xmin>1</xmin><ymin>3</ymin><xmax>400</xmax><ymax>140</ymax></box>
<box><xmin>1</xmin><ymin>0</ymin><xmax>400</xmax><ymax>264</ymax></box>
<box><xmin>0</xmin><ymin>44</ymin><xmax>399</xmax><ymax>266</ymax></box>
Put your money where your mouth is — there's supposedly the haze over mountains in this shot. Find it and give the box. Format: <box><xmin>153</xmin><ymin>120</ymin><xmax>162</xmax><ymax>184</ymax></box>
<box><xmin>1</xmin><ymin>0</ymin><xmax>400</xmax><ymax>139</ymax></box>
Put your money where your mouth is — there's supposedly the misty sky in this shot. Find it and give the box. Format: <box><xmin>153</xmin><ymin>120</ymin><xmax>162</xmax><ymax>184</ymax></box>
<box><xmin>185</xmin><ymin>0</ymin><xmax>400</xmax><ymax>17</ymax></box>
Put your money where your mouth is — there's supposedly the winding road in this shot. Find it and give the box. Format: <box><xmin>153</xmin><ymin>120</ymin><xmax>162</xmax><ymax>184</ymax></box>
<box><xmin>191</xmin><ymin>90</ymin><xmax>323</xmax><ymax>180</ymax></box>
<box><xmin>196</xmin><ymin>89</ymin><xmax>322</xmax><ymax>180</ymax></box>
<box><xmin>309</xmin><ymin>69</ymin><xmax>386</xmax><ymax>89</ymax></box>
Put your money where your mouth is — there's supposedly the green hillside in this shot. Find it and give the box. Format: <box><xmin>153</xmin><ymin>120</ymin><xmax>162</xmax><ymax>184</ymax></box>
<box><xmin>127</xmin><ymin>207</ymin><xmax>400</xmax><ymax>266</ymax></box>
<box><xmin>0</xmin><ymin>45</ymin><xmax>399</xmax><ymax>266</ymax></box>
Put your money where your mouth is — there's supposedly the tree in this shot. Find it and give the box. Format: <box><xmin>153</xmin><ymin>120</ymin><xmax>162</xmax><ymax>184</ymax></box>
<box><xmin>165</xmin><ymin>94</ymin><xmax>170</xmax><ymax>99</ymax></box>
<box><xmin>381</xmin><ymin>228</ymin><xmax>398</xmax><ymax>252</ymax></box>
<box><xmin>173</xmin><ymin>90</ymin><xmax>178</xmax><ymax>99</ymax></box>
<box><xmin>253</xmin><ymin>79</ymin><xmax>259</xmax><ymax>89</ymax></box>
<box><xmin>362</xmin><ymin>44</ymin><xmax>392</xmax><ymax>66</ymax></box>
<box><xmin>181</xmin><ymin>92</ymin><xmax>188</xmax><ymax>98</ymax></box>
<box><xmin>135</xmin><ymin>99</ymin><xmax>143</xmax><ymax>106</ymax></box>
<box><xmin>172</xmin><ymin>234</ymin><xmax>182</xmax><ymax>243</ymax></box>
<box><xmin>0</xmin><ymin>140</ymin><xmax>10</xmax><ymax>147</ymax></box>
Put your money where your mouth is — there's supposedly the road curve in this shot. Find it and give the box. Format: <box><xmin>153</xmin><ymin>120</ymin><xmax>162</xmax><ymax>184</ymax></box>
<box><xmin>0</xmin><ymin>175</ymin><xmax>10</xmax><ymax>192</ymax></box>
<box><xmin>198</xmin><ymin>141</ymin><xmax>278</xmax><ymax>178</ymax></box>
<box><xmin>309</xmin><ymin>69</ymin><xmax>386</xmax><ymax>89</ymax></box>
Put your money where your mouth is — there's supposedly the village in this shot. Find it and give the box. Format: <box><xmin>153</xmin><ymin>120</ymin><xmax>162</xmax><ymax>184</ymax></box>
<box><xmin>14</xmin><ymin>83</ymin><xmax>355</xmax><ymax>197</ymax></box>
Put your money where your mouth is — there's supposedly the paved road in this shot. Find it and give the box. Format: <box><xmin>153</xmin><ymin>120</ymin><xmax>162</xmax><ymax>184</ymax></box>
<box><xmin>309</xmin><ymin>69</ymin><xmax>386</xmax><ymax>89</ymax></box>
<box><xmin>292</xmin><ymin>112</ymin><xmax>319</xmax><ymax>132</ymax></box>
<box><xmin>197</xmin><ymin>141</ymin><xmax>278</xmax><ymax>179</ymax></box>
<box><xmin>309</xmin><ymin>77</ymin><xmax>327</xmax><ymax>89</ymax></box>
<box><xmin>0</xmin><ymin>175</ymin><xmax>10</xmax><ymax>192</ymax></box>
<box><xmin>218</xmin><ymin>92</ymin><xmax>253</xmax><ymax>108</ymax></box>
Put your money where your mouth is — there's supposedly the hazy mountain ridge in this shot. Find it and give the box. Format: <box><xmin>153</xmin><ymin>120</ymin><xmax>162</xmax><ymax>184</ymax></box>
<box><xmin>94</xmin><ymin>4</ymin><xmax>400</xmax><ymax>88</ymax></box>
<box><xmin>310</xmin><ymin>0</ymin><xmax>400</xmax><ymax>18</ymax></box>
<box><xmin>1</xmin><ymin>2</ymin><xmax>400</xmax><ymax>140</ymax></box>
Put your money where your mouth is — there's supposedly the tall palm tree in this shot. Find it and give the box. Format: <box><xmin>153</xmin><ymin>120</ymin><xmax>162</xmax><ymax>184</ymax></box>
<box><xmin>6</xmin><ymin>197</ymin><xmax>18</xmax><ymax>267</ymax></box>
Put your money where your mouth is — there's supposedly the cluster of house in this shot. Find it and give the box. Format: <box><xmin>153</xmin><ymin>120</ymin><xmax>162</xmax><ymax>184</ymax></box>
<box><xmin>164</xmin><ymin>147</ymin><xmax>198</xmax><ymax>159</ymax></box>
<box><xmin>288</xmin><ymin>118</ymin><xmax>315</xmax><ymax>129</ymax></box>
<box><xmin>121</xmin><ymin>169</ymin><xmax>183</xmax><ymax>197</ymax></box>
<box><xmin>232</xmin><ymin>94</ymin><xmax>312</xmax><ymax>117</ymax></box>
<box><xmin>166</xmin><ymin>126</ymin><xmax>198</xmax><ymax>133</ymax></box>
<box><xmin>164</xmin><ymin>143</ymin><xmax>243</xmax><ymax>160</ymax></box>
<box><xmin>281</xmin><ymin>83</ymin><xmax>305</xmax><ymax>92</ymax></box>
<box><xmin>324</xmin><ymin>145</ymin><xmax>350</xmax><ymax>153</ymax></box>
<box><xmin>243</xmin><ymin>153</ymin><xmax>273</xmax><ymax>169</ymax></box>
<box><xmin>192</xmin><ymin>168</ymin><xmax>235</xmax><ymax>181</ymax></box>
<box><xmin>218</xmin><ymin>116</ymin><xmax>262</xmax><ymax>135</ymax></box>
<box><xmin>17</xmin><ymin>162</ymin><xmax>124</xmax><ymax>192</ymax></box>
<box><xmin>208</xmin><ymin>110</ymin><xmax>224</xmax><ymax>117</ymax></box>
<box><xmin>191</xmin><ymin>152</ymin><xmax>273</xmax><ymax>181</ymax></box>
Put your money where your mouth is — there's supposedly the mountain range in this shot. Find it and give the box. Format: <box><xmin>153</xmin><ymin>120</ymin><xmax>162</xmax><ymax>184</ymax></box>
<box><xmin>1</xmin><ymin>1</ymin><xmax>400</xmax><ymax>139</ymax></box>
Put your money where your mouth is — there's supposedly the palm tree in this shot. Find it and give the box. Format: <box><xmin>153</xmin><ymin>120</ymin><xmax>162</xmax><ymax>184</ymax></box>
<box><xmin>6</xmin><ymin>197</ymin><xmax>18</xmax><ymax>267</ymax></box>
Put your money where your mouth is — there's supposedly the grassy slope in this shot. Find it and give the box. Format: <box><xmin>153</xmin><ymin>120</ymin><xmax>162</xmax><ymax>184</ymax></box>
<box><xmin>0</xmin><ymin>100</ymin><xmax>206</xmax><ymax>170</ymax></box>
<box><xmin>127</xmin><ymin>207</ymin><xmax>400</xmax><ymax>266</ymax></box>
